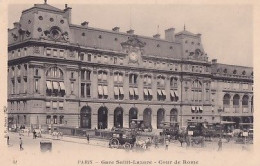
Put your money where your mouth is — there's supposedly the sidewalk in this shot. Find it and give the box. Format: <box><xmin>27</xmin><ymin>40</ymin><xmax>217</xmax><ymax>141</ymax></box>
<box><xmin>41</xmin><ymin>134</ymin><xmax>110</xmax><ymax>147</ymax></box>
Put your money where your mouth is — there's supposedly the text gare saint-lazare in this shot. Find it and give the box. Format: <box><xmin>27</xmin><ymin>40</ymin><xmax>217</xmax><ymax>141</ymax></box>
<box><xmin>78</xmin><ymin>160</ymin><xmax>199</xmax><ymax>165</ymax></box>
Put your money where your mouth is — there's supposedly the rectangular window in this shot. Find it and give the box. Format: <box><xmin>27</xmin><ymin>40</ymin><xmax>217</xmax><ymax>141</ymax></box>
<box><xmin>81</xmin><ymin>83</ymin><xmax>85</xmax><ymax>97</ymax></box>
<box><xmin>23</xmin><ymin>78</ymin><xmax>27</xmax><ymax>93</ymax></box>
<box><xmin>46</xmin><ymin>48</ymin><xmax>51</xmax><ymax>56</ymax></box>
<box><xmin>119</xmin><ymin>58</ymin><xmax>124</xmax><ymax>65</ymax></box>
<box><xmin>71</xmin><ymin>82</ymin><xmax>74</xmax><ymax>93</ymax></box>
<box><xmin>79</xmin><ymin>53</ymin><xmax>84</xmax><ymax>61</ymax></box>
<box><xmin>53</xmin><ymin>49</ymin><xmax>57</xmax><ymax>57</ymax></box>
<box><xmin>35</xmin><ymin>79</ymin><xmax>38</xmax><ymax>93</ymax></box>
<box><xmin>24</xmin><ymin>48</ymin><xmax>27</xmax><ymax>56</ymax></box>
<box><xmin>12</xmin><ymin>80</ymin><xmax>15</xmax><ymax>94</ymax></box>
<box><xmin>81</xmin><ymin>70</ymin><xmax>85</xmax><ymax>80</ymax></box>
<box><xmin>114</xmin><ymin>57</ymin><xmax>117</xmax><ymax>64</ymax></box>
<box><xmin>18</xmin><ymin>49</ymin><xmax>21</xmax><ymax>57</ymax></box>
<box><xmin>88</xmin><ymin>53</ymin><xmax>92</xmax><ymax>61</ymax></box>
<box><xmin>52</xmin><ymin>102</ymin><xmax>57</xmax><ymax>109</ymax></box>
<box><xmin>60</xmin><ymin>50</ymin><xmax>64</xmax><ymax>58</ymax></box>
<box><xmin>86</xmin><ymin>84</ymin><xmax>91</xmax><ymax>97</ymax></box>
<box><xmin>86</xmin><ymin>71</ymin><xmax>91</xmax><ymax>81</ymax></box>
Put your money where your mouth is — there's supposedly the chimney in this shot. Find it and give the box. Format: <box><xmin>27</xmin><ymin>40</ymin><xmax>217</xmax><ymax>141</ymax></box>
<box><xmin>165</xmin><ymin>28</ymin><xmax>175</xmax><ymax>42</ymax></box>
<box><xmin>81</xmin><ymin>21</ymin><xmax>89</xmax><ymax>27</ymax></box>
<box><xmin>64</xmin><ymin>5</ymin><xmax>72</xmax><ymax>24</ymax></box>
<box><xmin>127</xmin><ymin>29</ymin><xmax>134</xmax><ymax>35</ymax></box>
<box><xmin>212</xmin><ymin>59</ymin><xmax>217</xmax><ymax>64</ymax></box>
<box><xmin>112</xmin><ymin>27</ymin><xmax>120</xmax><ymax>32</ymax></box>
<box><xmin>13</xmin><ymin>22</ymin><xmax>21</xmax><ymax>29</ymax></box>
<box><xmin>153</xmin><ymin>33</ymin><xmax>160</xmax><ymax>39</ymax></box>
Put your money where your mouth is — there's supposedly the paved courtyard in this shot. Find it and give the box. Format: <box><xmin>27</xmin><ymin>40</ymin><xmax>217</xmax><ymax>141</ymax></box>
<box><xmin>2</xmin><ymin>132</ymin><xmax>255</xmax><ymax>166</ymax></box>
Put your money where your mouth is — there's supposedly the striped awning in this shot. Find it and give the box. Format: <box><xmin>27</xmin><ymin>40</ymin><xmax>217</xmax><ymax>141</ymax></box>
<box><xmin>170</xmin><ymin>90</ymin><xmax>174</xmax><ymax>97</ymax></box>
<box><xmin>46</xmin><ymin>81</ymin><xmax>52</xmax><ymax>90</ymax></box>
<box><xmin>98</xmin><ymin>85</ymin><xmax>103</xmax><ymax>95</ymax></box>
<box><xmin>157</xmin><ymin>89</ymin><xmax>162</xmax><ymax>95</ymax></box>
<box><xmin>103</xmin><ymin>86</ymin><xmax>108</xmax><ymax>95</ymax></box>
<box><xmin>134</xmin><ymin>88</ymin><xmax>139</xmax><ymax>96</ymax></box>
<box><xmin>59</xmin><ymin>82</ymin><xmax>65</xmax><ymax>91</ymax></box>
<box><xmin>174</xmin><ymin>91</ymin><xmax>178</xmax><ymax>97</ymax></box>
<box><xmin>191</xmin><ymin>106</ymin><xmax>196</xmax><ymax>111</ymax></box>
<box><xmin>144</xmin><ymin>89</ymin><xmax>148</xmax><ymax>96</ymax></box>
<box><xmin>199</xmin><ymin>106</ymin><xmax>203</xmax><ymax>111</ymax></box>
<box><xmin>119</xmin><ymin>87</ymin><xmax>124</xmax><ymax>95</ymax></box>
<box><xmin>52</xmin><ymin>82</ymin><xmax>59</xmax><ymax>90</ymax></box>
<box><xmin>129</xmin><ymin>88</ymin><xmax>134</xmax><ymax>96</ymax></box>
<box><xmin>161</xmin><ymin>89</ymin><xmax>166</xmax><ymax>96</ymax></box>
<box><xmin>148</xmin><ymin>89</ymin><xmax>153</xmax><ymax>96</ymax></box>
<box><xmin>114</xmin><ymin>87</ymin><xmax>119</xmax><ymax>95</ymax></box>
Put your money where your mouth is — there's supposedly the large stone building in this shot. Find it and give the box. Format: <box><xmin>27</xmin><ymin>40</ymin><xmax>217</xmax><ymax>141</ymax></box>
<box><xmin>7</xmin><ymin>2</ymin><xmax>253</xmax><ymax>131</ymax></box>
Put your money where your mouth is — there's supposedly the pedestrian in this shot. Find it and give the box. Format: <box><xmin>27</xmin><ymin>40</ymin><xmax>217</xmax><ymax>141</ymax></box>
<box><xmin>218</xmin><ymin>137</ymin><xmax>222</xmax><ymax>151</ymax></box>
<box><xmin>154</xmin><ymin>137</ymin><xmax>159</xmax><ymax>148</ymax></box>
<box><xmin>7</xmin><ymin>135</ymin><xmax>9</xmax><ymax>145</ymax></box>
<box><xmin>165</xmin><ymin>139</ymin><xmax>169</xmax><ymax>150</ymax></box>
<box><xmin>87</xmin><ymin>134</ymin><xmax>90</xmax><ymax>144</ymax></box>
<box><xmin>19</xmin><ymin>137</ymin><xmax>23</xmax><ymax>151</ymax></box>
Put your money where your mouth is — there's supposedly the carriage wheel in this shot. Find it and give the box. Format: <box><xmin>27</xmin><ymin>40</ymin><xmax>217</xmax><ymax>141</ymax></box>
<box><xmin>110</xmin><ymin>138</ymin><xmax>119</xmax><ymax>148</ymax></box>
<box><xmin>124</xmin><ymin>143</ymin><xmax>132</xmax><ymax>150</ymax></box>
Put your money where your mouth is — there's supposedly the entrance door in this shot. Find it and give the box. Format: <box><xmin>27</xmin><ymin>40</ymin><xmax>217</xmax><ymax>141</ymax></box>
<box><xmin>157</xmin><ymin>109</ymin><xmax>165</xmax><ymax>129</ymax></box>
<box><xmin>143</xmin><ymin>108</ymin><xmax>152</xmax><ymax>128</ymax></box>
<box><xmin>114</xmin><ymin>108</ymin><xmax>123</xmax><ymax>128</ymax></box>
<box><xmin>80</xmin><ymin>106</ymin><xmax>91</xmax><ymax>129</ymax></box>
<box><xmin>98</xmin><ymin>107</ymin><xmax>108</xmax><ymax>129</ymax></box>
<box><xmin>129</xmin><ymin>108</ymin><xmax>138</xmax><ymax>126</ymax></box>
<box><xmin>170</xmin><ymin>109</ymin><xmax>178</xmax><ymax>127</ymax></box>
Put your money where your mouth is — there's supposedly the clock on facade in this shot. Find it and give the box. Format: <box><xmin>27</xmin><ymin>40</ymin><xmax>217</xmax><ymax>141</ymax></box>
<box><xmin>129</xmin><ymin>52</ymin><xmax>138</xmax><ymax>62</ymax></box>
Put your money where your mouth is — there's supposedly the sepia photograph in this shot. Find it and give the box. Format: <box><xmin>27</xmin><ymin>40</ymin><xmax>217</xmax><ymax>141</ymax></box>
<box><xmin>1</xmin><ymin>0</ymin><xmax>259</xmax><ymax>166</ymax></box>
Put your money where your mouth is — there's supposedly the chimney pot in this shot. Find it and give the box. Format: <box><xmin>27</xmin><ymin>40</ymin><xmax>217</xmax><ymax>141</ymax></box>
<box><xmin>165</xmin><ymin>28</ymin><xmax>175</xmax><ymax>42</ymax></box>
<box><xmin>153</xmin><ymin>34</ymin><xmax>160</xmax><ymax>39</ymax></box>
<box><xmin>81</xmin><ymin>21</ymin><xmax>89</xmax><ymax>27</ymax></box>
<box><xmin>13</xmin><ymin>22</ymin><xmax>20</xmax><ymax>29</ymax></box>
<box><xmin>212</xmin><ymin>59</ymin><xmax>217</xmax><ymax>64</ymax></box>
<box><xmin>112</xmin><ymin>27</ymin><xmax>120</xmax><ymax>32</ymax></box>
<box><xmin>127</xmin><ymin>29</ymin><xmax>134</xmax><ymax>34</ymax></box>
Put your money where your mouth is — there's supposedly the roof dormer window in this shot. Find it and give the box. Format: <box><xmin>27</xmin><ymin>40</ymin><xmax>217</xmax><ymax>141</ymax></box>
<box><xmin>60</xmin><ymin>20</ymin><xmax>64</xmax><ymax>24</ymax></box>
<box><xmin>38</xmin><ymin>16</ymin><xmax>43</xmax><ymax>20</ymax></box>
<box><xmin>50</xmin><ymin>18</ymin><xmax>54</xmax><ymax>22</ymax></box>
<box><xmin>233</xmin><ymin>70</ymin><xmax>237</xmax><ymax>75</ymax></box>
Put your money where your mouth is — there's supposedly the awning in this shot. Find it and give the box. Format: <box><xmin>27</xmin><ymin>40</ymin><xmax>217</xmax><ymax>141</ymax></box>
<box><xmin>170</xmin><ymin>90</ymin><xmax>174</xmax><ymax>97</ymax></box>
<box><xmin>98</xmin><ymin>85</ymin><xmax>103</xmax><ymax>95</ymax></box>
<box><xmin>191</xmin><ymin>106</ymin><xmax>196</xmax><ymax>111</ymax></box>
<box><xmin>114</xmin><ymin>87</ymin><xmax>119</xmax><ymax>95</ymax></box>
<box><xmin>220</xmin><ymin>121</ymin><xmax>235</xmax><ymax>124</ymax></box>
<box><xmin>59</xmin><ymin>102</ymin><xmax>64</xmax><ymax>108</ymax></box>
<box><xmin>129</xmin><ymin>88</ymin><xmax>134</xmax><ymax>96</ymax></box>
<box><xmin>46</xmin><ymin>101</ymin><xmax>51</xmax><ymax>107</ymax></box>
<box><xmin>103</xmin><ymin>86</ymin><xmax>108</xmax><ymax>95</ymax></box>
<box><xmin>199</xmin><ymin>106</ymin><xmax>203</xmax><ymax>111</ymax></box>
<box><xmin>52</xmin><ymin>102</ymin><xmax>57</xmax><ymax>108</ymax></box>
<box><xmin>157</xmin><ymin>89</ymin><xmax>162</xmax><ymax>96</ymax></box>
<box><xmin>46</xmin><ymin>81</ymin><xmax>52</xmax><ymax>90</ymax></box>
<box><xmin>148</xmin><ymin>89</ymin><xmax>153</xmax><ymax>96</ymax></box>
<box><xmin>119</xmin><ymin>87</ymin><xmax>124</xmax><ymax>95</ymax></box>
<box><xmin>134</xmin><ymin>88</ymin><xmax>139</xmax><ymax>96</ymax></box>
<box><xmin>144</xmin><ymin>89</ymin><xmax>148</xmax><ymax>96</ymax></box>
<box><xmin>53</xmin><ymin>82</ymin><xmax>59</xmax><ymax>90</ymax></box>
<box><xmin>161</xmin><ymin>90</ymin><xmax>166</xmax><ymax>96</ymax></box>
<box><xmin>174</xmin><ymin>91</ymin><xmax>178</xmax><ymax>97</ymax></box>
<box><xmin>59</xmin><ymin>82</ymin><xmax>65</xmax><ymax>91</ymax></box>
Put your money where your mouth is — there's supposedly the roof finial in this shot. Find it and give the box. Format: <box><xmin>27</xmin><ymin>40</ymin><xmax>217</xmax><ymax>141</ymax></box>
<box><xmin>184</xmin><ymin>24</ymin><xmax>186</xmax><ymax>31</ymax></box>
<box><xmin>44</xmin><ymin>0</ymin><xmax>47</xmax><ymax>4</ymax></box>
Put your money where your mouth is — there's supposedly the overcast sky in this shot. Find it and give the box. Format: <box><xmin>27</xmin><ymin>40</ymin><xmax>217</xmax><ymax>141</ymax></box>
<box><xmin>8</xmin><ymin>2</ymin><xmax>253</xmax><ymax>67</ymax></box>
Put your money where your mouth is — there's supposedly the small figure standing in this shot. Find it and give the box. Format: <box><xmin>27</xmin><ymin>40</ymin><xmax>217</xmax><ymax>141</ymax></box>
<box><xmin>87</xmin><ymin>134</ymin><xmax>90</xmax><ymax>144</ymax></box>
<box><xmin>7</xmin><ymin>135</ymin><xmax>10</xmax><ymax>145</ymax></box>
<box><xmin>19</xmin><ymin>137</ymin><xmax>23</xmax><ymax>151</ymax></box>
<box><xmin>154</xmin><ymin>137</ymin><xmax>159</xmax><ymax>148</ymax></box>
<box><xmin>218</xmin><ymin>137</ymin><xmax>222</xmax><ymax>151</ymax></box>
<box><xmin>165</xmin><ymin>139</ymin><xmax>169</xmax><ymax>150</ymax></box>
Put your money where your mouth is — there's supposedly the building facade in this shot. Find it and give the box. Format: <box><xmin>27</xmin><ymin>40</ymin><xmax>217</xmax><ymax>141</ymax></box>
<box><xmin>7</xmin><ymin>2</ymin><xmax>253</xmax><ymax>131</ymax></box>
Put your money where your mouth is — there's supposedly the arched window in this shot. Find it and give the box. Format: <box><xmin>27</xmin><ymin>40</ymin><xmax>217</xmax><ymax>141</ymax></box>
<box><xmin>242</xmin><ymin>95</ymin><xmax>249</xmax><ymax>107</ymax></box>
<box><xmin>170</xmin><ymin>77</ymin><xmax>178</xmax><ymax>87</ymax></box>
<box><xmin>223</xmin><ymin>94</ymin><xmax>231</xmax><ymax>105</ymax></box>
<box><xmin>129</xmin><ymin>73</ymin><xmax>138</xmax><ymax>84</ymax></box>
<box><xmin>46</xmin><ymin>67</ymin><xmax>63</xmax><ymax>78</ymax></box>
<box><xmin>233</xmin><ymin>94</ymin><xmax>240</xmax><ymax>106</ymax></box>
